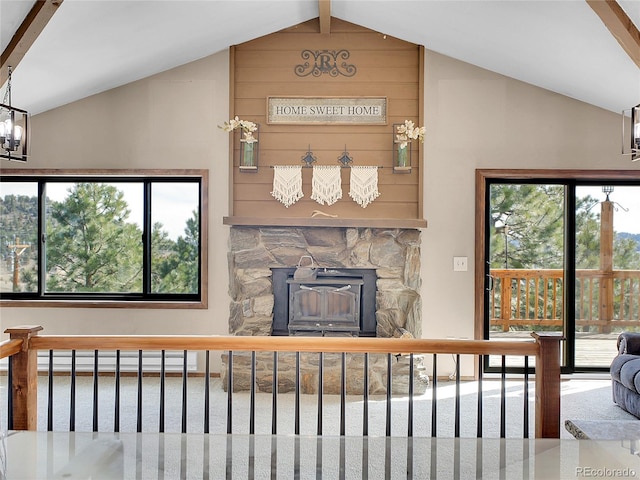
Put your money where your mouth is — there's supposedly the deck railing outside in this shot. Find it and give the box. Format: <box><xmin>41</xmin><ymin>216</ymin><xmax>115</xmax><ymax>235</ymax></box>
<box><xmin>1</xmin><ymin>326</ymin><xmax>563</xmax><ymax>438</ymax></box>
<box><xmin>489</xmin><ymin>269</ymin><xmax>640</xmax><ymax>332</ymax></box>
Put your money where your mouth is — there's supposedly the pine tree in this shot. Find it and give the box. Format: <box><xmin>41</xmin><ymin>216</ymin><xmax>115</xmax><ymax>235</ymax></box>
<box><xmin>490</xmin><ymin>184</ymin><xmax>640</xmax><ymax>270</ymax></box>
<box><xmin>152</xmin><ymin>210</ymin><xmax>199</xmax><ymax>294</ymax></box>
<box><xmin>46</xmin><ymin>183</ymin><xmax>143</xmax><ymax>292</ymax></box>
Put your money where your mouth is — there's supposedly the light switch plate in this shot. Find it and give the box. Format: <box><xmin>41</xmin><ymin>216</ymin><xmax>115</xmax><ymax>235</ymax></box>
<box><xmin>453</xmin><ymin>256</ymin><xmax>468</xmax><ymax>271</ymax></box>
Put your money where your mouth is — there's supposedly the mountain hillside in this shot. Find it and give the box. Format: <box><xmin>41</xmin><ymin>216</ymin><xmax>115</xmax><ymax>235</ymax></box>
<box><xmin>618</xmin><ymin>232</ymin><xmax>640</xmax><ymax>252</ymax></box>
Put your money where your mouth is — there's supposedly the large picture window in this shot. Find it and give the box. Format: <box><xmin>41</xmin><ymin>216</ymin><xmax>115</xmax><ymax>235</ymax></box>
<box><xmin>0</xmin><ymin>170</ymin><xmax>207</xmax><ymax>308</ymax></box>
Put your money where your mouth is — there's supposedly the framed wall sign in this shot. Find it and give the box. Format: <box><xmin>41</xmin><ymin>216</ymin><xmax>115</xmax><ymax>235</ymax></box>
<box><xmin>267</xmin><ymin>97</ymin><xmax>387</xmax><ymax>125</ymax></box>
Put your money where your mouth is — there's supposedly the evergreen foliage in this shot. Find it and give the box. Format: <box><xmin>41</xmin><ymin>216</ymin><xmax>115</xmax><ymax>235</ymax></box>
<box><xmin>489</xmin><ymin>184</ymin><xmax>640</xmax><ymax>270</ymax></box>
<box><xmin>0</xmin><ymin>183</ymin><xmax>199</xmax><ymax>294</ymax></box>
<box><xmin>46</xmin><ymin>183</ymin><xmax>143</xmax><ymax>292</ymax></box>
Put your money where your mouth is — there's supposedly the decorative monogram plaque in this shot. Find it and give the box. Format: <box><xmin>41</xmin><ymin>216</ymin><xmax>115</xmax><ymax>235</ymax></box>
<box><xmin>267</xmin><ymin>97</ymin><xmax>387</xmax><ymax>125</ymax></box>
<box><xmin>295</xmin><ymin>50</ymin><xmax>356</xmax><ymax>77</ymax></box>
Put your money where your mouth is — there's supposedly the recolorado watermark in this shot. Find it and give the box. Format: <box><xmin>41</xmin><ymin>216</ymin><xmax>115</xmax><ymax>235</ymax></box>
<box><xmin>576</xmin><ymin>467</ymin><xmax>637</xmax><ymax>478</ymax></box>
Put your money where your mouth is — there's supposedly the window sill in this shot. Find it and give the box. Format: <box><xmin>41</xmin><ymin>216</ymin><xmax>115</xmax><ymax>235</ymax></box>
<box><xmin>0</xmin><ymin>299</ymin><xmax>207</xmax><ymax>309</ymax></box>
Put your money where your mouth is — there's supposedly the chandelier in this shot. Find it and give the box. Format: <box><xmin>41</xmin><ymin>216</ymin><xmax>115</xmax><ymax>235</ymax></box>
<box><xmin>623</xmin><ymin>104</ymin><xmax>639</xmax><ymax>162</ymax></box>
<box><xmin>0</xmin><ymin>67</ymin><xmax>29</xmax><ymax>161</ymax></box>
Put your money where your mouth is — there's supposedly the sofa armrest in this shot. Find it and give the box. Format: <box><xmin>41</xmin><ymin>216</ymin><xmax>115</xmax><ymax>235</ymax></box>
<box><xmin>617</xmin><ymin>332</ymin><xmax>640</xmax><ymax>355</ymax></box>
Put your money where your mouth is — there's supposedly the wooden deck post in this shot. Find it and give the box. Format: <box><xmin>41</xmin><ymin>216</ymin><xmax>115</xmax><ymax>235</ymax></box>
<box><xmin>531</xmin><ymin>331</ymin><xmax>563</xmax><ymax>438</ymax></box>
<box><xmin>500</xmin><ymin>276</ymin><xmax>512</xmax><ymax>332</ymax></box>
<box><xmin>4</xmin><ymin>325</ymin><xmax>43</xmax><ymax>430</ymax></box>
<box><xmin>599</xmin><ymin>200</ymin><xmax>614</xmax><ymax>334</ymax></box>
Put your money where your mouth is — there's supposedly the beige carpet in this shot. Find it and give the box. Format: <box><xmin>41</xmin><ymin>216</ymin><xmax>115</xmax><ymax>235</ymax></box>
<box><xmin>2</xmin><ymin>375</ymin><xmax>638</xmax><ymax>479</ymax></box>
<box><xmin>8</xmin><ymin>375</ymin><xmax>633</xmax><ymax>439</ymax></box>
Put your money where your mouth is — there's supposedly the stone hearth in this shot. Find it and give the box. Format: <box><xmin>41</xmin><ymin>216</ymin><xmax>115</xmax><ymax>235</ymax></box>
<box><xmin>224</xmin><ymin>226</ymin><xmax>428</xmax><ymax>394</ymax></box>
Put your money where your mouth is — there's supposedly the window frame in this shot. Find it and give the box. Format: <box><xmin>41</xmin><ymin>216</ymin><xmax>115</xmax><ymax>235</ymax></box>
<box><xmin>0</xmin><ymin>169</ymin><xmax>208</xmax><ymax>309</ymax></box>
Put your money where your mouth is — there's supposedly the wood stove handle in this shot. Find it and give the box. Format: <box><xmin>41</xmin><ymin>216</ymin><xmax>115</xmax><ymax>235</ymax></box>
<box><xmin>299</xmin><ymin>284</ymin><xmax>352</xmax><ymax>292</ymax></box>
<box><xmin>300</xmin><ymin>285</ymin><xmax>320</xmax><ymax>292</ymax></box>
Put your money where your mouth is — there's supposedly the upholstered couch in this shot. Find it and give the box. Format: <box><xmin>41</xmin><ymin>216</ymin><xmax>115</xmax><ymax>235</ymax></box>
<box><xmin>611</xmin><ymin>332</ymin><xmax>640</xmax><ymax>418</ymax></box>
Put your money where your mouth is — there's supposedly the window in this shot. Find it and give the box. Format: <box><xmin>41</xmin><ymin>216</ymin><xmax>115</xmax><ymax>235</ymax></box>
<box><xmin>0</xmin><ymin>170</ymin><xmax>207</xmax><ymax>308</ymax></box>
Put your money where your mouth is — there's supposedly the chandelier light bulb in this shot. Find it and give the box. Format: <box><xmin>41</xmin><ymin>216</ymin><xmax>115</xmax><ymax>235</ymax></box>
<box><xmin>0</xmin><ymin>118</ymin><xmax>22</xmax><ymax>149</ymax></box>
<box><xmin>14</xmin><ymin>124</ymin><xmax>23</xmax><ymax>144</ymax></box>
<box><xmin>0</xmin><ymin>119</ymin><xmax>9</xmax><ymax>146</ymax></box>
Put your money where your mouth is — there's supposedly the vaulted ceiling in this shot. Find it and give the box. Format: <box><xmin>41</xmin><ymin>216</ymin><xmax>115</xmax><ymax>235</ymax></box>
<box><xmin>2</xmin><ymin>0</ymin><xmax>639</xmax><ymax>116</ymax></box>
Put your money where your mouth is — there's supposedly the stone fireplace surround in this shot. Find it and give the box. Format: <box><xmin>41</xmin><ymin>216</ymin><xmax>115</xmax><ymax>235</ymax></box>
<box><xmin>225</xmin><ymin>226</ymin><xmax>428</xmax><ymax>394</ymax></box>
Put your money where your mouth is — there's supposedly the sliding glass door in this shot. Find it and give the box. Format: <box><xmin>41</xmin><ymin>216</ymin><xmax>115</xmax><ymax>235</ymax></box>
<box><xmin>574</xmin><ymin>185</ymin><xmax>640</xmax><ymax>369</ymax></box>
<box><xmin>483</xmin><ymin>176</ymin><xmax>640</xmax><ymax>372</ymax></box>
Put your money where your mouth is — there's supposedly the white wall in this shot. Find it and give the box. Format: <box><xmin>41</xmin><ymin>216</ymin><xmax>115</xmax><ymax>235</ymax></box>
<box><xmin>421</xmin><ymin>51</ymin><xmax>629</xmax><ymax>344</ymax></box>
<box><xmin>420</xmin><ymin>51</ymin><xmax>634</xmax><ymax>374</ymax></box>
<box><xmin>1</xmin><ymin>51</ymin><xmax>232</xmax><ymax>343</ymax></box>
<box><xmin>2</xmin><ymin>48</ymin><xmax>636</xmax><ymax>375</ymax></box>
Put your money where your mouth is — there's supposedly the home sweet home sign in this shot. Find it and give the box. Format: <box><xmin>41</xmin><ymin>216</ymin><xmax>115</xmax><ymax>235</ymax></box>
<box><xmin>267</xmin><ymin>97</ymin><xmax>387</xmax><ymax>125</ymax></box>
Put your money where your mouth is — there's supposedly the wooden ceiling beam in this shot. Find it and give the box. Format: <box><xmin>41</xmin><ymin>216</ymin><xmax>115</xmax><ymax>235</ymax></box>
<box><xmin>586</xmin><ymin>0</ymin><xmax>640</xmax><ymax>69</ymax></box>
<box><xmin>1</xmin><ymin>0</ymin><xmax>64</xmax><ymax>85</ymax></box>
<box><xmin>319</xmin><ymin>0</ymin><xmax>331</xmax><ymax>35</ymax></box>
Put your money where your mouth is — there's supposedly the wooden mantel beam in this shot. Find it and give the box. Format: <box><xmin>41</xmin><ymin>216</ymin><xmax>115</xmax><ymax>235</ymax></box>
<box><xmin>319</xmin><ymin>0</ymin><xmax>331</xmax><ymax>35</ymax></box>
<box><xmin>1</xmin><ymin>0</ymin><xmax>64</xmax><ymax>85</ymax></box>
<box><xmin>586</xmin><ymin>0</ymin><xmax>640</xmax><ymax>69</ymax></box>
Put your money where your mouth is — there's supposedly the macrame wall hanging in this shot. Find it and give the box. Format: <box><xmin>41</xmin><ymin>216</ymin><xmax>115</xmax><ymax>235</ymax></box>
<box><xmin>271</xmin><ymin>165</ymin><xmax>304</xmax><ymax>207</ymax></box>
<box><xmin>270</xmin><ymin>163</ymin><xmax>380</xmax><ymax>208</ymax></box>
<box><xmin>310</xmin><ymin>165</ymin><xmax>342</xmax><ymax>206</ymax></box>
<box><xmin>349</xmin><ymin>165</ymin><xmax>380</xmax><ymax>208</ymax></box>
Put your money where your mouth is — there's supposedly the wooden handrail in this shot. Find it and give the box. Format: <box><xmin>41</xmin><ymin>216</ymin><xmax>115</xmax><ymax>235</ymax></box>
<box><xmin>29</xmin><ymin>335</ymin><xmax>539</xmax><ymax>356</ymax></box>
<box><xmin>490</xmin><ymin>268</ymin><xmax>640</xmax><ymax>332</ymax></box>
<box><xmin>4</xmin><ymin>326</ymin><xmax>561</xmax><ymax>438</ymax></box>
<box><xmin>0</xmin><ymin>338</ymin><xmax>23</xmax><ymax>359</ymax></box>
<box><xmin>491</xmin><ymin>268</ymin><xmax>640</xmax><ymax>276</ymax></box>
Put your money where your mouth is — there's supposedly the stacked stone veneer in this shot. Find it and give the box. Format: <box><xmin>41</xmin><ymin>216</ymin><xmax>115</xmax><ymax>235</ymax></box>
<box><xmin>225</xmin><ymin>226</ymin><xmax>429</xmax><ymax>394</ymax></box>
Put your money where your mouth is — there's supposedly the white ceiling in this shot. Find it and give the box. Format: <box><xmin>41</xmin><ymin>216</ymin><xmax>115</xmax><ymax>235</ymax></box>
<box><xmin>2</xmin><ymin>0</ymin><xmax>639</xmax><ymax>116</ymax></box>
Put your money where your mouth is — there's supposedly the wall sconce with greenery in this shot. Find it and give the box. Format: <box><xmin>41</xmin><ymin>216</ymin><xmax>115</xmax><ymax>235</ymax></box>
<box><xmin>393</xmin><ymin>120</ymin><xmax>425</xmax><ymax>173</ymax></box>
<box><xmin>220</xmin><ymin>116</ymin><xmax>259</xmax><ymax>171</ymax></box>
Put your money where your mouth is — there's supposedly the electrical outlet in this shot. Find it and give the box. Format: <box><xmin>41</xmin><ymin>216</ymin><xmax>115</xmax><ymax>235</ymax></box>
<box><xmin>453</xmin><ymin>256</ymin><xmax>468</xmax><ymax>272</ymax></box>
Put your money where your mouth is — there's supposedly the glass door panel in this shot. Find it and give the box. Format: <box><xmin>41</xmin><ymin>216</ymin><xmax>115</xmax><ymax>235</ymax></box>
<box><xmin>575</xmin><ymin>186</ymin><xmax>640</xmax><ymax>368</ymax></box>
<box><xmin>487</xmin><ymin>183</ymin><xmax>566</xmax><ymax>368</ymax></box>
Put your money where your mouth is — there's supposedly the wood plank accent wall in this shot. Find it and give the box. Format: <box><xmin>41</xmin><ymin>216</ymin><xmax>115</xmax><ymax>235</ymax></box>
<box><xmin>224</xmin><ymin>18</ymin><xmax>426</xmax><ymax>228</ymax></box>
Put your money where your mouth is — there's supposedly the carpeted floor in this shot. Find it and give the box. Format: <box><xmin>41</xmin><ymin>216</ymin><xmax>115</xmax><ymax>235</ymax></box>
<box><xmin>2</xmin><ymin>375</ymin><xmax>638</xmax><ymax>479</ymax></box>
<box><xmin>2</xmin><ymin>374</ymin><xmax>632</xmax><ymax>439</ymax></box>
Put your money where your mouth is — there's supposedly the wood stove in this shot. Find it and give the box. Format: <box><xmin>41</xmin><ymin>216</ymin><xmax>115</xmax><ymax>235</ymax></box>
<box><xmin>271</xmin><ymin>267</ymin><xmax>377</xmax><ymax>336</ymax></box>
<box><xmin>287</xmin><ymin>276</ymin><xmax>364</xmax><ymax>336</ymax></box>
